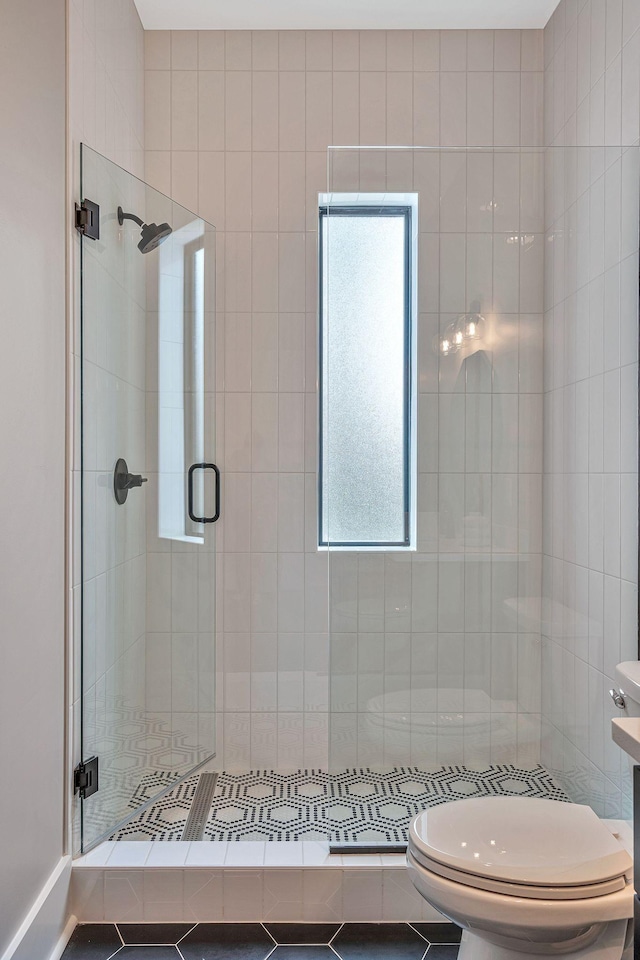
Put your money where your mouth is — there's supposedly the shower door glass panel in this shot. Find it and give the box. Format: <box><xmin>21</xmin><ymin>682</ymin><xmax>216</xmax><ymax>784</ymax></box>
<box><xmin>79</xmin><ymin>145</ymin><xmax>217</xmax><ymax>850</ymax></box>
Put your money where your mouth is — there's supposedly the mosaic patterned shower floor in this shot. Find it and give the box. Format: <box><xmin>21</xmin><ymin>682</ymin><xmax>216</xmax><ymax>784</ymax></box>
<box><xmin>110</xmin><ymin>764</ymin><xmax>570</xmax><ymax>842</ymax></box>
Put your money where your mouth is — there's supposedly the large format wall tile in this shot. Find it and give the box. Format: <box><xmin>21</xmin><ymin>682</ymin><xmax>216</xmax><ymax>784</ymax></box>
<box><xmin>144</xmin><ymin>29</ymin><xmax>545</xmax><ymax>775</ymax></box>
<box><xmin>541</xmin><ymin>0</ymin><xmax>640</xmax><ymax>817</ymax></box>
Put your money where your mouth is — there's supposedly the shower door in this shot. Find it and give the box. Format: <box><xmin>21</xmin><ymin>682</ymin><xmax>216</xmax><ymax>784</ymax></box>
<box><xmin>78</xmin><ymin>145</ymin><xmax>218</xmax><ymax>851</ymax></box>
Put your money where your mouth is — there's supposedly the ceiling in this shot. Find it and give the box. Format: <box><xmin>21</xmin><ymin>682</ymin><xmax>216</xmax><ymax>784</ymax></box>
<box><xmin>133</xmin><ymin>0</ymin><xmax>561</xmax><ymax>31</ymax></box>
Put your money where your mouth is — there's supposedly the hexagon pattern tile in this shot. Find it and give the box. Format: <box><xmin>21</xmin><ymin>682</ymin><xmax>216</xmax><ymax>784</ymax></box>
<box><xmin>109</xmin><ymin>772</ymin><xmax>199</xmax><ymax>840</ymax></box>
<box><xmin>332</xmin><ymin>923</ymin><xmax>430</xmax><ymax>959</ymax></box>
<box><xmin>62</xmin><ymin>922</ymin><xmax>462</xmax><ymax>960</ymax></box>
<box><xmin>111</xmin><ymin>764</ymin><xmax>569</xmax><ymax>842</ymax></box>
<box><xmin>83</xmin><ymin>693</ymin><xmax>208</xmax><ymax>844</ymax></box>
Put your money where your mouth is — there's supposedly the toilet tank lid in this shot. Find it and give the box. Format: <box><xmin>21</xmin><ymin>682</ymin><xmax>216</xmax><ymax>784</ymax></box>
<box><xmin>409</xmin><ymin>797</ymin><xmax>632</xmax><ymax>887</ymax></box>
<box><xmin>616</xmin><ymin>661</ymin><xmax>640</xmax><ymax>704</ymax></box>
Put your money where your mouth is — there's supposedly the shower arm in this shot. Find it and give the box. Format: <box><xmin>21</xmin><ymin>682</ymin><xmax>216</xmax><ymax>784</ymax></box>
<box><xmin>117</xmin><ymin>206</ymin><xmax>144</xmax><ymax>228</ymax></box>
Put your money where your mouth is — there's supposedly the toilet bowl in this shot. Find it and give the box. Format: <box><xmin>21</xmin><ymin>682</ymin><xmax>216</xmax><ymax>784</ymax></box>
<box><xmin>407</xmin><ymin>796</ymin><xmax>633</xmax><ymax>959</ymax></box>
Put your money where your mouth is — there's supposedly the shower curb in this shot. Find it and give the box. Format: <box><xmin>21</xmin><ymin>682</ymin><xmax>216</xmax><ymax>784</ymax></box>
<box><xmin>69</xmin><ymin>840</ymin><xmax>443</xmax><ymax>924</ymax></box>
<box><xmin>69</xmin><ymin>819</ymin><xmax>631</xmax><ymax>924</ymax></box>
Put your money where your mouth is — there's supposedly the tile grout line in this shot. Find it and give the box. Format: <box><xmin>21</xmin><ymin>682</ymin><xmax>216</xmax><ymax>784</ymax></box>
<box><xmin>66</xmin><ymin>922</ymin><xmax>462</xmax><ymax>959</ymax></box>
<box><xmin>175</xmin><ymin>922</ymin><xmax>200</xmax><ymax>944</ymax></box>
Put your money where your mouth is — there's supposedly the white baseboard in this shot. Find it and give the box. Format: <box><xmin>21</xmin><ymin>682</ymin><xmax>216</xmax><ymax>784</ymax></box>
<box><xmin>48</xmin><ymin>915</ymin><xmax>77</xmax><ymax>960</ymax></box>
<box><xmin>1</xmin><ymin>857</ymin><xmax>74</xmax><ymax>960</ymax></box>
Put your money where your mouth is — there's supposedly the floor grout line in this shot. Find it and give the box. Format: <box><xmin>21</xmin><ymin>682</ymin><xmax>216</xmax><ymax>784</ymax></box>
<box><xmin>408</xmin><ymin>922</ymin><xmax>431</xmax><ymax>943</ymax></box>
<box><xmin>261</xmin><ymin>923</ymin><xmax>279</xmax><ymax>945</ymax></box>
<box><xmin>175</xmin><ymin>922</ymin><xmax>199</xmax><ymax>944</ymax></box>
<box><xmin>64</xmin><ymin>922</ymin><xmax>463</xmax><ymax>959</ymax></box>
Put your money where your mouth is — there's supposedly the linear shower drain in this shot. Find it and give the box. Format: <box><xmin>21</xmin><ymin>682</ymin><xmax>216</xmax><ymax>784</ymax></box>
<box><xmin>181</xmin><ymin>771</ymin><xmax>218</xmax><ymax>841</ymax></box>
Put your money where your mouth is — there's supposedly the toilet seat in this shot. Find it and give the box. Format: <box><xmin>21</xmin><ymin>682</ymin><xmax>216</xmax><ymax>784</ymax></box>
<box><xmin>408</xmin><ymin>797</ymin><xmax>632</xmax><ymax>898</ymax></box>
<box><xmin>409</xmin><ymin>843</ymin><xmax>627</xmax><ymax>900</ymax></box>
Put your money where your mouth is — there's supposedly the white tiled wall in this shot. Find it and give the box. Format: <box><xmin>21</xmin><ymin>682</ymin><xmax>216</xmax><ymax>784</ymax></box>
<box><xmin>144</xmin><ymin>29</ymin><xmax>546</xmax><ymax>770</ymax></box>
<box><xmin>325</xmin><ymin>146</ymin><xmax>546</xmax><ymax>770</ymax></box>
<box><xmin>68</xmin><ymin>0</ymin><xmax>145</xmax><ymax>851</ymax></box>
<box><xmin>71</xmin><ymin>844</ymin><xmax>441</xmax><ymax>922</ymax></box>
<box><xmin>541</xmin><ymin>0</ymin><xmax>640</xmax><ymax>817</ymax></box>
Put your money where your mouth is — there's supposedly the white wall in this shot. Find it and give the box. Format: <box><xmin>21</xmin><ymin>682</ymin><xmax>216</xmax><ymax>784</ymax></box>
<box><xmin>0</xmin><ymin>0</ymin><xmax>67</xmax><ymax>952</ymax></box>
<box><xmin>541</xmin><ymin>0</ymin><xmax>640</xmax><ymax>817</ymax></box>
<box><xmin>144</xmin><ymin>28</ymin><xmax>546</xmax><ymax>770</ymax></box>
<box><xmin>69</xmin><ymin>0</ymin><xmax>145</xmax><ymax>181</ymax></box>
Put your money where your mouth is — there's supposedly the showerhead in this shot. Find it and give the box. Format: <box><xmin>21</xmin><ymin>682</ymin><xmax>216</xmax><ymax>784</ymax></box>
<box><xmin>117</xmin><ymin>206</ymin><xmax>172</xmax><ymax>254</ymax></box>
<box><xmin>138</xmin><ymin>220</ymin><xmax>172</xmax><ymax>254</ymax></box>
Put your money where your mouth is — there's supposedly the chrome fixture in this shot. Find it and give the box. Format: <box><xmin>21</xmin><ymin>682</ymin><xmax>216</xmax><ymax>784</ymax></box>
<box><xmin>609</xmin><ymin>688</ymin><xmax>626</xmax><ymax>709</ymax></box>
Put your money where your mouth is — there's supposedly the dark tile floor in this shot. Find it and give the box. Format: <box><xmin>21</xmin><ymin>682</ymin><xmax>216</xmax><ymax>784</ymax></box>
<box><xmin>62</xmin><ymin>922</ymin><xmax>462</xmax><ymax>959</ymax></box>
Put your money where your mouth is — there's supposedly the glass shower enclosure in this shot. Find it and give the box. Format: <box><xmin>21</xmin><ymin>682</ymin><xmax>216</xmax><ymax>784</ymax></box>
<box><xmin>77</xmin><ymin>145</ymin><xmax>218</xmax><ymax>851</ymax></box>
<box><xmin>321</xmin><ymin>146</ymin><xmax>546</xmax><ymax>846</ymax></box>
<box><xmin>323</xmin><ymin>144</ymin><xmax>640</xmax><ymax>845</ymax></box>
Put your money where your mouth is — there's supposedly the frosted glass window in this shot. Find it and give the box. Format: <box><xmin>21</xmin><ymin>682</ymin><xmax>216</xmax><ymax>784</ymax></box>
<box><xmin>319</xmin><ymin>205</ymin><xmax>414</xmax><ymax>547</ymax></box>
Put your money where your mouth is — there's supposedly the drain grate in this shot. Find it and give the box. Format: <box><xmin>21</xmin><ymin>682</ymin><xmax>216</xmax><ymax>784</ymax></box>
<box><xmin>181</xmin><ymin>772</ymin><xmax>218</xmax><ymax>841</ymax></box>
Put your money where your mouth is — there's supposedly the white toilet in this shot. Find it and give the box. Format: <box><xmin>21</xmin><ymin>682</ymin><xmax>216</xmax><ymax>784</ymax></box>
<box><xmin>407</xmin><ymin>796</ymin><xmax>633</xmax><ymax>959</ymax></box>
